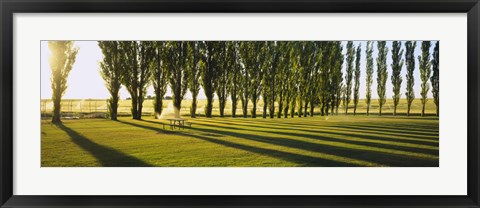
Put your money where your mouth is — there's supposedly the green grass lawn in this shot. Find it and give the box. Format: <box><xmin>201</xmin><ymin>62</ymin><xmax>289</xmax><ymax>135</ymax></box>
<box><xmin>41</xmin><ymin>115</ymin><xmax>439</xmax><ymax>167</ymax></box>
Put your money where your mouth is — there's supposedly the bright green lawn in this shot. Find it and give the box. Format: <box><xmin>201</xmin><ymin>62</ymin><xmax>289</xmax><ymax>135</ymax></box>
<box><xmin>41</xmin><ymin>115</ymin><xmax>439</xmax><ymax>167</ymax></box>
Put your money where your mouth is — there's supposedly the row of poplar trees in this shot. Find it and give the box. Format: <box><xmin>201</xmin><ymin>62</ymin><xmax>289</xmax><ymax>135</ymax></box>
<box><xmin>96</xmin><ymin>40</ymin><xmax>439</xmax><ymax>121</ymax></box>
<box><xmin>48</xmin><ymin>40</ymin><xmax>439</xmax><ymax>123</ymax></box>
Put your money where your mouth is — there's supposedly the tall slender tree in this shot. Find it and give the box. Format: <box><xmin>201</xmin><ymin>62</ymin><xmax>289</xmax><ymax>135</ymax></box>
<box><xmin>418</xmin><ymin>41</ymin><xmax>432</xmax><ymax>117</ymax></box>
<box><xmin>99</xmin><ymin>41</ymin><xmax>122</xmax><ymax>120</ymax></box>
<box><xmin>353</xmin><ymin>43</ymin><xmax>361</xmax><ymax>115</ymax></box>
<box><xmin>165</xmin><ymin>41</ymin><xmax>189</xmax><ymax>118</ymax></box>
<box><xmin>215</xmin><ymin>42</ymin><xmax>231</xmax><ymax>117</ymax></box>
<box><xmin>391</xmin><ymin>41</ymin><xmax>404</xmax><ymax>116</ymax></box>
<box><xmin>320</xmin><ymin>41</ymin><xmax>333</xmax><ymax>116</ymax></box>
<box><xmin>376</xmin><ymin>41</ymin><xmax>388</xmax><ymax>116</ymax></box>
<box><xmin>240</xmin><ymin>41</ymin><xmax>266</xmax><ymax>118</ymax></box>
<box><xmin>344</xmin><ymin>41</ymin><xmax>355</xmax><ymax>114</ymax></box>
<box><xmin>365</xmin><ymin>41</ymin><xmax>374</xmax><ymax>116</ymax></box>
<box><xmin>202</xmin><ymin>41</ymin><xmax>218</xmax><ymax>118</ymax></box>
<box><xmin>331</xmin><ymin>42</ymin><xmax>344</xmax><ymax>115</ymax></box>
<box><xmin>187</xmin><ymin>41</ymin><xmax>203</xmax><ymax>118</ymax></box>
<box><xmin>120</xmin><ymin>41</ymin><xmax>140</xmax><ymax>119</ymax></box>
<box><xmin>228</xmin><ymin>42</ymin><xmax>241</xmax><ymax>117</ymax></box>
<box><xmin>151</xmin><ymin>41</ymin><xmax>169</xmax><ymax>119</ymax></box>
<box><xmin>137</xmin><ymin>41</ymin><xmax>155</xmax><ymax>119</ymax></box>
<box><xmin>405</xmin><ymin>41</ymin><xmax>417</xmax><ymax>116</ymax></box>
<box><xmin>49</xmin><ymin>41</ymin><xmax>79</xmax><ymax>124</ymax></box>
<box><xmin>431</xmin><ymin>41</ymin><xmax>440</xmax><ymax>116</ymax></box>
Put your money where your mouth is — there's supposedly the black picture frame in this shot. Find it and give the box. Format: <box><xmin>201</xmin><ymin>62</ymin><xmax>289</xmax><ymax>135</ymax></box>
<box><xmin>1</xmin><ymin>0</ymin><xmax>479</xmax><ymax>207</ymax></box>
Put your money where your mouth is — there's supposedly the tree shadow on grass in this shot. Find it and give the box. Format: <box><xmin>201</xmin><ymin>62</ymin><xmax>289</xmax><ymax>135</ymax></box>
<box><xmin>202</xmin><ymin>119</ymin><xmax>439</xmax><ymax>147</ymax></box>
<box><xmin>56</xmin><ymin>123</ymin><xmax>153</xmax><ymax>167</ymax></box>
<box><xmin>189</xmin><ymin>122</ymin><xmax>438</xmax><ymax>167</ymax></box>
<box><xmin>121</xmin><ymin>120</ymin><xmax>360</xmax><ymax>167</ymax></box>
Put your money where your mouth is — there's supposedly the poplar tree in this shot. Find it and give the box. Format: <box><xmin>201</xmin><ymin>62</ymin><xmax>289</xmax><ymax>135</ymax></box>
<box><xmin>215</xmin><ymin>42</ymin><xmax>232</xmax><ymax>117</ymax></box>
<box><xmin>137</xmin><ymin>41</ymin><xmax>155</xmax><ymax>119</ymax></box>
<box><xmin>391</xmin><ymin>41</ymin><xmax>404</xmax><ymax>116</ymax></box>
<box><xmin>165</xmin><ymin>41</ymin><xmax>189</xmax><ymax>118</ymax></box>
<box><xmin>344</xmin><ymin>41</ymin><xmax>355</xmax><ymax>114</ymax></box>
<box><xmin>405</xmin><ymin>41</ymin><xmax>417</xmax><ymax>116</ymax></box>
<box><xmin>49</xmin><ymin>41</ymin><xmax>79</xmax><ymax>124</ymax></box>
<box><xmin>239</xmin><ymin>41</ymin><xmax>266</xmax><ymax>118</ymax></box>
<box><xmin>320</xmin><ymin>41</ymin><xmax>333</xmax><ymax>116</ymax></box>
<box><xmin>202</xmin><ymin>41</ymin><xmax>218</xmax><ymax>118</ymax></box>
<box><xmin>152</xmin><ymin>41</ymin><xmax>168</xmax><ymax>119</ymax></box>
<box><xmin>431</xmin><ymin>41</ymin><xmax>440</xmax><ymax>116</ymax></box>
<box><xmin>99</xmin><ymin>41</ymin><xmax>122</xmax><ymax>120</ymax></box>
<box><xmin>331</xmin><ymin>42</ymin><xmax>344</xmax><ymax>115</ymax></box>
<box><xmin>376</xmin><ymin>41</ymin><xmax>388</xmax><ymax>116</ymax></box>
<box><xmin>365</xmin><ymin>41</ymin><xmax>374</xmax><ymax>116</ymax></box>
<box><xmin>187</xmin><ymin>41</ymin><xmax>203</xmax><ymax>118</ymax></box>
<box><xmin>120</xmin><ymin>41</ymin><xmax>140</xmax><ymax>119</ymax></box>
<box><xmin>418</xmin><ymin>41</ymin><xmax>432</xmax><ymax>117</ymax></box>
<box><xmin>228</xmin><ymin>42</ymin><xmax>241</xmax><ymax>117</ymax></box>
<box><xmin>353</xmin><ymin>43</ymin><xmax>361</xmax><ymax>115</ymax></box>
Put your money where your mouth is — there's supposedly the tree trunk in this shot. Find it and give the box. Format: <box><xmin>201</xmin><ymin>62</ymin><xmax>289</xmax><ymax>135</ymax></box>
<box><xmin>154</xmin><ymin>93</ymin><xmax>163</xmax><ymax>119</ymax></box>
<box><xmin>366</xmin><ymin>103</ymin><xmax>370</xmax><ymax>116</ymax></box>
<box><xmin>290</xmin><ymin>100</ymin><xmax>296</xmax><ymax>118</ymax></box>
<box><xmin>190</xmin><ymin>96</ymin><xmax>197</xmax><ymax>118</ymax></box>
<box><xmin>137</xmin><ymin>96</ymin><xmax>144</xmax><ymax>120</ymax></box>
<box><xmin>353</xmin><ymin>103</ymin><xmax>357</xmax><ymax>116</ymax></box>
<box><xmin>379</xmin><ymin>103</ymin><xmax>383</xmax><ymax>116</ymax></box>
<box><xmin>174</xmin><ymin>97</ymin><xmax>182</xmax><ymax>118</ymax></box>
<box><xmin>407</xmin><ymin>102</ymin><xmax>411</xmax><ymax>116</ymax></box>
<box><xmin>52</xmin><ymin>98</ymin><xmax>62</xmax><ymax>124</ymax></box>
<box><xmin>252</xmin><ymin>98</ymin><xmax>257</xmax><ymax>118</ymax></box>
<box><xmin>130</xmin><ymin>96</ymin><xmax>138</xmax><ymax>119</ymax></box>
<box><xmin>298</xmin><ymin>100</ymin><xmax>303</xmax><ymax>118</ymax></box>
<box><xmin>304</xmin><ymin>100</ymin><xmax>308</xmax><ymax>117</ymax></box>
<box><xmin>231</xmin><ymin>96</ymin><xmax>237</xmax><ymax>118</ymax></box>
<box><xmin>109</xmin><ymin>97</ymin><xmax>118</xmax><ymax>120</ymax></box>
<box><xmin>242</xmin><ymin>97</ymin><xmax>248</xmax><ymax>118</ymax></box>
<box><xmin>284</xmin><ymin>104</ymin><xmax>289</xmax><ymax>118</ymax></box>
<box><xmin>277</xmin><ymin>95</ymin><xmax>283</xmax><ymax>118</ymax></box>
<box><xmin>219</xmin><ymin>97</ymin><xmax>225</xmax><ymax>117</ymax></box>
<box><xmin>421</xmin><ymin>102</ymin><xmax>425</xmax><ymax>117</ymax></box>
<box><xmin>206</xmin><ymin>95</ymin><xmax>213</xmax><ymax>117</ymax></box>
<box><xmin>310</xmin><ymin>101</ymin><xmax>314</xmax><ymax>117</ymax></box>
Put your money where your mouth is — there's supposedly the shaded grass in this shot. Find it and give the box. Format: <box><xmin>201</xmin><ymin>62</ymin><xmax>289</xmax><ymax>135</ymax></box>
<box><xmin>41</xmin><ymin>115</ymin><xmax>439</xmax><ymax>167</ymax></box>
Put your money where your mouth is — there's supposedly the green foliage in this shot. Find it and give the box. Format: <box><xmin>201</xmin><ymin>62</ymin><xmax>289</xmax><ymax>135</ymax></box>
<box><xmin>405</xmin><ymin>41</ymin><xmax>417</xmax><ymax>116</ymax></box>
<box><xmin>202</xmin><ymin>41</ymin><xmax>220</xmax><ymax>117</ymax></box>
<box><xmin>49</xmin><ymin>41</ymin><xmax>79</xmax><ymax>123</ymax></box>
<box><xmin>431</xmin><ymin>41</ymin><xmax>439</xmax><ymax>116</ymax></box>
<box><xmin>418</xmin><ymin>41</ymin><xmax>432</xmax><ymax>117</ymax></box>
<box><xmin>331</xmin><ymin>42</ymin><xmax>344</xmax><ymax>115</ymax></box>
<box><xmin>186</xmin><ymin>41</ymin><xmax>204</xmax><ymax>118</ymax></box>
<box><xmin>227</xmin><ymin>42</ymin><xmax>241</xmax><ymax>117</ymax></box>
<box><xmin>365</xmin><ymin>41</ymin><xmax>374</xmax><ymax>116</ymax></box>
<box><xmin>391</xmin><ymin>41</ymin><xmax>404</xmax><ymax>116</ymax></box>
<box><xmin>152</xmin><ymin>41</ymin><xmax>169</xmax><ymax>119</ymax></box>
<box><xmin>353</xmin><ymin>43</ymin><xmax>361</xmax><ymax>115</ymax></box>
<box><xmin>239</xmin><ymin>41</ymin><xmax>267</xmax><ymax>118</ymax></box>
<box><xmin>376</xmin><ymin>41</ymin><xmax>388</xmax><ymax>116</ymax></box>
<box><xmin>344</xmin><ymin>41</ymin><xmax>355</xmax><ymax>114</ymax></box>
<box><xmin>98</xmin><ymin>41</ymin><xmax>122</xmax><ymax>120</ymax></box>
<box><xmin>165</xmin><ymin>41</ymin><xmax>189</xmax><ymax>117</ymax></box>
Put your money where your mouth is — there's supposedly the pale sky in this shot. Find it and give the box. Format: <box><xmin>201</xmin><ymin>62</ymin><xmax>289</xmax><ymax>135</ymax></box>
<box><xmin>40</xmin><ymin>41</ymin><xmax>436</xmax><ymax>100</ymax></box>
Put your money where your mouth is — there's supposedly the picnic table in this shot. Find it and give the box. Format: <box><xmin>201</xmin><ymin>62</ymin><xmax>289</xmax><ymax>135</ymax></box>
<box><xmin>164</xmin><ymin>118</ymin><xmax>192</xmax><ymax>130</ymax></box>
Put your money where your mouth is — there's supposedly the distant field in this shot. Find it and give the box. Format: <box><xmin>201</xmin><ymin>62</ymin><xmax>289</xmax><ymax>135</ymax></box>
<box><xmin>40</xmin><ymin>98</ymin><xmax>437</xmax><ymax>117</ymax></box>
<box><xmin>41</xmin><ymin>115</ymin><xmax>439</xmax><ymax>167</ymax></box>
